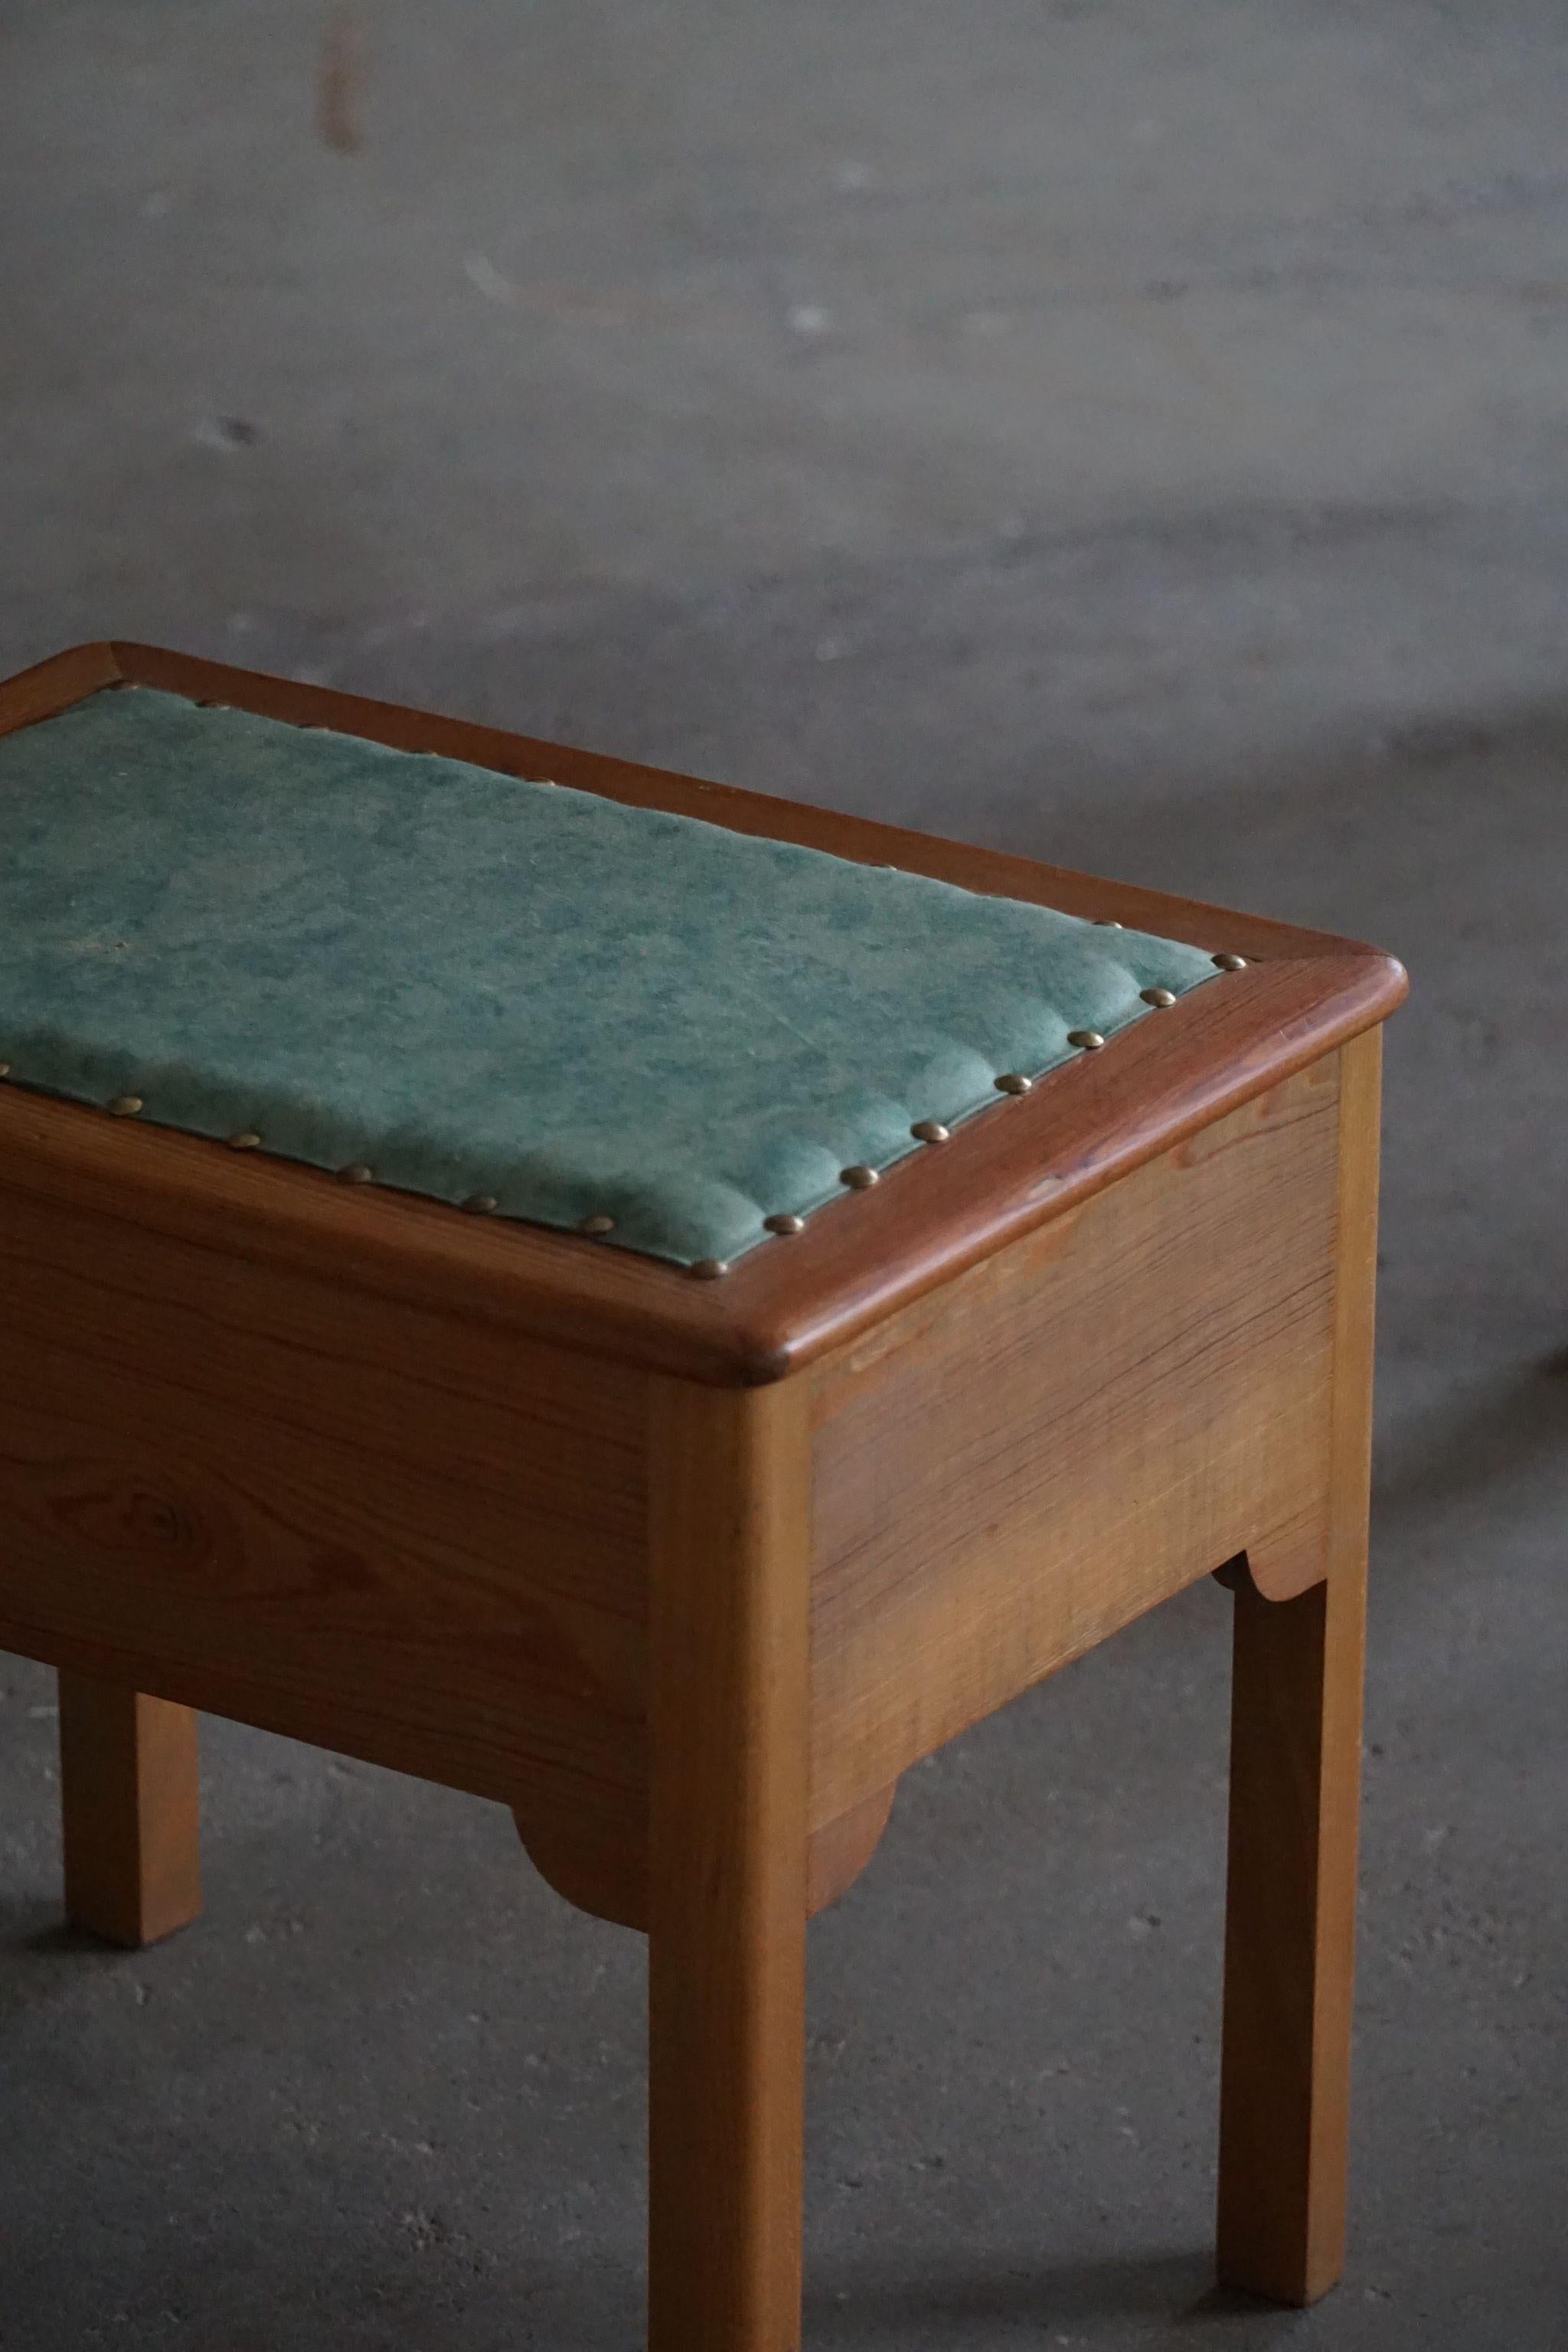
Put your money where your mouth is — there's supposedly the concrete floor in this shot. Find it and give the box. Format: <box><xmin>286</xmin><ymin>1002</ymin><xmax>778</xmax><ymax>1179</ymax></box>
<box><xmin>2</xmin><ymin>2</ymin><xmax>1566</xmax><ymax>2344</ymax></box>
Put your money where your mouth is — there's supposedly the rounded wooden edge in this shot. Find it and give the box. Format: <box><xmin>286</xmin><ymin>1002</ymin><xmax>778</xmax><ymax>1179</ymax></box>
<box><xmin>0</xmin><ymin>644</ymin><xmax>1408</xmax><ymax>1387</ymax></box>
<box><xmin>805</xmin><ymin>1781</ymin><xmax>898</xmax><ymax>1917</ymax></box>
<box><xmin>513</xmin><ymin>1782</ymin><xmax>899</xmax><ymax>1931</ymax></box>
<box><xmin>514</xmin><ymin>1814</ymin><xmax>647</xmax><ymax>1932</ymax></box>
<box><xmin>1214</xmin><ymin>1547</ymin><xmax>1329</xmax><ymax>1606</ymax></box>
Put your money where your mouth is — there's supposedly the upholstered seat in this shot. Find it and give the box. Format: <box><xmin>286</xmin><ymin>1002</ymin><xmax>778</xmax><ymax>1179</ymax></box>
<box><xmin>0</xmin><ymin>684</ymin><xmax>1218</xmax><ymax>1268</ymax></box>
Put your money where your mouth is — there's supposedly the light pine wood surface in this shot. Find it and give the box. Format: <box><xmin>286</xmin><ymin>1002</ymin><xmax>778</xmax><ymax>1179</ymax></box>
<box><xmin>57</xmin><ymin>1673</ymin><xmax>201</xmax><ymax>1947</ymax></box>
<box><xmin>1214</xmin><ymin>1027</ymin><xmax>1380</xmax><ymax>2303</ymax></box>
<box><xmin>0</xmin><ymin>1171</ymin><xmax>652</xmax><ymax>1850</ymax></box>
<box><xmin>806</xmin><ymin>1055</ymin><xmax>1342</xmax><ymax>1827</ymax></box>
<box><xmin>648</xmin><ymin>1377</ymin><xmax>812</xmax><ymax>2352</ymax></box>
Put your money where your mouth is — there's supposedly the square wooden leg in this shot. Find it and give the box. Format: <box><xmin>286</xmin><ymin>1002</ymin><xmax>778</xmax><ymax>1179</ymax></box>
<box><xmin>1216</xmin><ymin>1028</ymin><xmax>1379</xmax><ymax>2304</ymax></box>
<box><xmin>1216</xmin><ymin>1563</ymin><xmax>1364</xmax><ymax>2303</ymax></box>
<box><xmin>646</xmin><ymin>1378</ymin><xmax>812</xmax><ymax>2352</ymax></box>
<box><xmin>57</xmin><ymin>1672</ymin><xmax>201</xmax><ymax>1948</ymax></box>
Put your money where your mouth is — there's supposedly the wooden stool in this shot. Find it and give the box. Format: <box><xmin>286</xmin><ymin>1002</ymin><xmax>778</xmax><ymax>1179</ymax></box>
<box><xmin>0</xmin><ymin>642</ymin><xmax>1406</xmax><ymax>2347</ymax></box>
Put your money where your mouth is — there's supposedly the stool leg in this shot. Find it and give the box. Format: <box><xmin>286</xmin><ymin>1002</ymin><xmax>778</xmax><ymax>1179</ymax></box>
<box><xmin>57</xmin><ymin>1672</ymin><xmax>202</xmax><ymax>1947</ymax></box>
<box><xmin>1217</xmin><ymin>1030</ymin><xmax>1380</xmax><ymax>2303</ymax></box>
<box><xmin>647</xmin><ymin>1378</ymin><xmax>812</xmax><ymax>2352</ymax></box>
<box><xmin>1216</xmin><ymin>1565</ymin><xmax>1364</xmax><ymax>2303</ymax></box>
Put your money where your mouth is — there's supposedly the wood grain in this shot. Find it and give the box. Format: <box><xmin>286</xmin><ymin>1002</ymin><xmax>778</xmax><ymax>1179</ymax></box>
<box><xmin>648</xmin><ymin>1377</ymin><xmax>812</xmax><ymax>2352</ymax></box>
<box><xmin>0</xmin><ymin>1115</ymin><xmax>894</xmax><ymax>1937</ymax></box>
<box><xmin>514</xmin><ymin>1779</ymin><xmax>897</xmax><ymax>1932</ymax></box>
<box><xmin>0</xmin><ymin>1171</ymin><xmax>652</xmax><ymax>1854</ymax></box>
<box><xmin>806</xmin><ymin>1057</ymin><xmax>1344</xmax><ymax>1824</ymax></box>
<box><xmin>0</xmin><ymin>642</ymin><xmax>118</xmax><ymax>734</ymax></box>
<box><xmin>0</xmin><ymin>642</ymin><xmax>1407</xmax><ymax>1386</ymax></box>
<box><xmin>1215</xmin><ymin>1563</ymin><xmax>1366</xmax><ymax>2304</ymax></box>
<box><xmin>805</xmin><ymin>1782</ymin><xmax>897</xmax><ymax>1916</ymax></box>
<box><xmin>1214</xmin><ymin>1028</ymin><xmax>1379</xmax><ymax>2304</ymax></box>
<box><xmin>57</xmin><ymin>1673</ymin><xmax>201</xmax><ymax>1946</ymax></box>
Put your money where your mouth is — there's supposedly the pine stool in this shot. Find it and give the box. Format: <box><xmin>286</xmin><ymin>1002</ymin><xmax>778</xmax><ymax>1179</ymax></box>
<box><xmin>0</xmin><ymin>642</ymin><xmax>1406</xmax><ymax>2347</ymax></box>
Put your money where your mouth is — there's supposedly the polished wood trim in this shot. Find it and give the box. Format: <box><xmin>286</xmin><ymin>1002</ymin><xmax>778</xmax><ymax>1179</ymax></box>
<box><xmin>647</xmin><ymin>1377</ymin><xmax>812</xmax><ymax>2352</ymax></box>
<box><xmin>103</xmin><ymin>641</ymin><xmax>1371</xmax><ymax>962</ymax></box>
<box><xmin>0</xmin><ymin>643</ymin><xmax>1407</xmax><ymax>1385</ymax></box>
<box><xmin>57</xmin><ymin>1673</ymin><xmax>202</xmax><ymax>1947</ymax></box>
<box><xmin>1214</xmin><ymin>1030</ymin><xmax>1379</xmax><ymax>2302</ymax></box>
<box><xmin>0</xmin><ymin>642</ymin><xmax>119</xmax><ymax>734</ymax></box>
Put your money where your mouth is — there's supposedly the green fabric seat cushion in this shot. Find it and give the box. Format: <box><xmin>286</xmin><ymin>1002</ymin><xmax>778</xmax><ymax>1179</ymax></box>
<box><xmin>0</xmin><ymin>687</ymin><xmax>1220</xmax><ymax>1267</ymax></box>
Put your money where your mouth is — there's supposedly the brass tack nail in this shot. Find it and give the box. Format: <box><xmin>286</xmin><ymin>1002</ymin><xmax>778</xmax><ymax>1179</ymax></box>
<box><xmin>764</xmin><ymin>1212</ymin><xmax>805</xmax><ymax>1236</ymax></box>
<box><xmin>841</xmin><ymin>1165</ymin><xmax>880</xmax><ymax>1190</ymax></box>
<box><xmin>227</xmin><ymin>1130</ymin><xmax>263</xmax><ymax>1151</ymax></box>
<box><xmin>994</xmin><ymin>1072</ymin><xmax>1032</xmax><ymax>1096</ymax></box>
<box><xmin>691</xmin><ymin>1257</ymin><xmax>730</xmax><ymax>1280</ymax></box>
<box><xmin>1213</xmin><ymin>950</ymin><xmax>1249</xmax><ymax>971</ymax></box>
<box><xmin>107</xmin><ymin>1093</ymin><xmax>144</xmax><ymax>1117</ymax></box>
<box><xmin>579</xmin><ymin>1213</ymin><xmax>616</xmax><ymax>1237</ymax></box>
<box><xmin>1094</xmin><ymin>917</ymin><xmax>1123</xmax><ymax>928</ymax></box>
<box><xmin>338</xmin><ymin>1163</ymin><xmax>374</xmax><ymax>1184</ymax></box>
<box><xmin>1141</xmin><ymin>985</ymin><xmax>1177</xmax><ymax>1008</ymax></box>
<box><xmin>911</xmin><ymin>1119</ymin><xmax>950</xmax><ymax>1143</ymax></box>
<box><xmin>1067</xmin><ymin>1029</ymin><xmax>1106</xmax><ymax>1051</ymax></box>
<box><xmin>0</xmin><ymin>1062</ymin><xmax>11</xmax><ymax>1080</ymax></box>
<box><xmin>462</xmin><ymin>1193</ymin><xmax>500</xmax><ymax>1215</ymax></box>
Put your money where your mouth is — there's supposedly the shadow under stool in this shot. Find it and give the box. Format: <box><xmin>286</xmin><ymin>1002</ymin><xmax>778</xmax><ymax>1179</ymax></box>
<box><xmin>0</xmin><ymin>640</ymin><xmax>1407</xmax><ymax>2348</ymax></box>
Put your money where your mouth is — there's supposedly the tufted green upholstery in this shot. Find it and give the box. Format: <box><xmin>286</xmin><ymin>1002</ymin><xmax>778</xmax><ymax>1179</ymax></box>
<box><xmin>0</xmin><ymin>687</ymin><xmax>1220</xmax><ymax>1266</ymax></box>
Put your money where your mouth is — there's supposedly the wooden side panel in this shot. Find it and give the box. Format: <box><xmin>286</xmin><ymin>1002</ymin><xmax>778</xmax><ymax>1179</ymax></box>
<box><xmin>807</xmin><ymin>1056</ymin><xmax>1341</xmax><ymax>1824</ymax></box>
<box><xmin>0</xmin><ymin>1178</ymin><xmax>649</xmax><ymax>1849</ymax></box>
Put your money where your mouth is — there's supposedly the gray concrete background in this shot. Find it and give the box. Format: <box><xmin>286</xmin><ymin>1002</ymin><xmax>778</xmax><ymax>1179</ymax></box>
<box><xmin>1</xmin><ymin>3</ymin><xmax>1565</xmax><ymax>2344</ymax></box>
